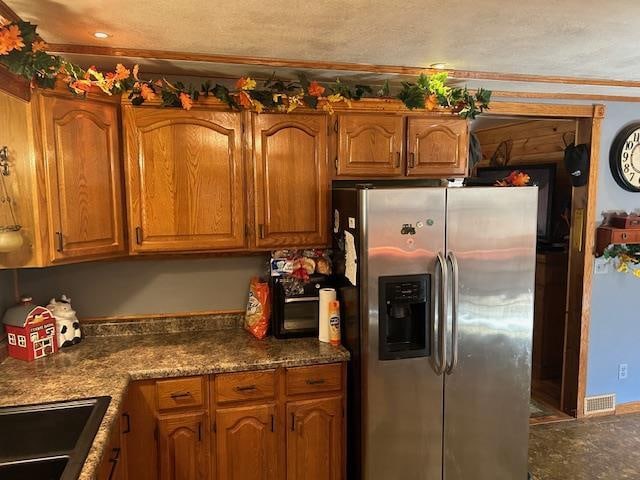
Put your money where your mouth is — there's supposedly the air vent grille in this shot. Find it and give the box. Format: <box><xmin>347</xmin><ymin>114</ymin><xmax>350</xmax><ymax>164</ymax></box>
<box><xmin>584</xmin><ymin>394</ymin><xmax>616</xmax><ymax>416</ymax></box>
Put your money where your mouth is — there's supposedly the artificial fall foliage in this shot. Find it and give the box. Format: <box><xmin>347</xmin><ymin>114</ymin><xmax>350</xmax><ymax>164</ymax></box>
<box><xmin>0</xmin><ymin>21</ymin><xmax>492</xmax><ymax>118</ymax></box>
<box><xmin>603</xmin><ymin>244</ymin><xmax>640</xmax><ymax>278</ymax></box>
<box><xmin>495</xmin><ymin>171</ymin><xmax>531</xmax><ymax>187</ymax></box>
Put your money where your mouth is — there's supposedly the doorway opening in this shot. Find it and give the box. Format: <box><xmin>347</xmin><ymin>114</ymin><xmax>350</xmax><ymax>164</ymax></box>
<box><xmin>470</xmin><ymin>107</ymin><xmax>602</xmax><ymax>424</ymax></box>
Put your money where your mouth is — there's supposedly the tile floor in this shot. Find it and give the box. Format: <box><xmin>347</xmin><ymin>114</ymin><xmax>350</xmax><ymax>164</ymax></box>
<box><xmin>529</xmin><ymin>414</ymin><xmax>640</xmax><ymax>479</ymax></box>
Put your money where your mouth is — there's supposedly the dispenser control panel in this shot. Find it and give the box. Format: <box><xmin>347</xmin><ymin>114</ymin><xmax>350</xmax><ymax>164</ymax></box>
<box><xmin>378</xmin><ymin>274</ymin><xmax>431</xmax><ymax>361</ymax></box>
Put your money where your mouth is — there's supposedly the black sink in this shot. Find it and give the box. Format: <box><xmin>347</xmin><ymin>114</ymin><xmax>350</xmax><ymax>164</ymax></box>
<box><xmin>0</xmin><ymin>397</ymin><xmax>110</xmax><ymax>480</ymax></box>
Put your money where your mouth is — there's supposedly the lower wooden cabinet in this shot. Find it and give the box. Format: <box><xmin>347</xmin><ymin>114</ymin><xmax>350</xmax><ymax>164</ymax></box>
<box><xmin>98</xmin><ymin>411</ymin><xmax>125</xmax><ymax>480</ymax></box>
<box><xmin>215</xmin><ymin>404</ymin><xmax>279</xmax><ymax>480</ymax></box>
<box><xmin>158</xmin><ymin>412</ymin><xmax>210</xmax><ymax>480</ymax></box>
<box><xmin>287</xmin><ymin>397</ymin><xmax>343</xmax><ymax>480</ymax></box>
<box><xmin>121</xmin><ymin>363</ymin><xmax>346</xmax><ymax>480</ymax></box>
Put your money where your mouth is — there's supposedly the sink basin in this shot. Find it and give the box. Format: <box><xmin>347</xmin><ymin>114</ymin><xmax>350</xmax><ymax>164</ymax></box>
<box><xmin>0</xmin><ymin>397</ymin><xmax>110</xmax><ymax>480</ymax></box>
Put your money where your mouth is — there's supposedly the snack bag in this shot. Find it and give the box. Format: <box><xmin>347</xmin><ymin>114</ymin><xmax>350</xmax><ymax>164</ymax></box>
<box><xmin>245</xmin><ymin>277</ymin><xmax>271</xmax><ymax>340</ymax></box>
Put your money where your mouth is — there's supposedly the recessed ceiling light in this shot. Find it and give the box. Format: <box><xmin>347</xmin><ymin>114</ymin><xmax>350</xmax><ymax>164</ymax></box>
<box><xmin>430</xmin><ymin>63</ymin><xmax>447</xmax><ymax>70</ymax></box>
<box><xmin>93</xmin><ymin>32</ymin><xmax>110</xmax><ymax>39</ymax></box>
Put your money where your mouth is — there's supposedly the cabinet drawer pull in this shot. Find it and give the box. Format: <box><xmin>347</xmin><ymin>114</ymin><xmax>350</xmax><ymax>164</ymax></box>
<box><xmin>306</xmin><ymin>378</ymin><xmax>326</xmax><ymax>386</ymax></box>
<box><xmin>55</xmin><ymin>231</ymin><xmax>64</xmax><ymax>252</ymax></box>
<box><xmin>170</xmin><ymin>391</ymin><xmax>192</xmax><ymax>399</ymax></box>
<box><xmin>234</xmin><ymin>384</ymin><xmax>257</xmax><ymax>392</ymax></box>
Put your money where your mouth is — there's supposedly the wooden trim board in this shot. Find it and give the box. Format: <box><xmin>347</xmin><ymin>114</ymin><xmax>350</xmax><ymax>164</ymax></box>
<box><xmin>0</xmin><ymin>66</ymin><xmax>30</xmax><ymax>101</ymax></box>
<box><xmin>616</xmin><ymin>401</ymin><xmax>640</xmax><ymax>416</ymax></box>
<box><xmin>47</xmin><ymin>43</ymin><xmax>640</xmax><ymax>90</ymax></box>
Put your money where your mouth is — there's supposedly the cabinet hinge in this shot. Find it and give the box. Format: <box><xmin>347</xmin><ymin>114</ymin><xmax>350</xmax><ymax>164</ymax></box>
<box><xmin>334</xmin><ymin>120</ymin><xmax>339</xmax><ymax>133</ymax></box>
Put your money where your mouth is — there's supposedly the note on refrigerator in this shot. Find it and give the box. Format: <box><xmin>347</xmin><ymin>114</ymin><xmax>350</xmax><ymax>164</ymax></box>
<box><xmin>344</xmin><ymin>230</ymin><xmax>357</xmax><ymax>286</ymax></box>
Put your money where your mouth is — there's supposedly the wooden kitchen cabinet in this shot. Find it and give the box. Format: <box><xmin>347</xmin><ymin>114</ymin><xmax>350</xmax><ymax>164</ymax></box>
<box><xmin>123</xmin><ymin>106</ymin><xmax>246</xmax><ymax>253</ymax></box>
<box><xmin>251</xmin><ymin>113</ymin><xmax>329</xmax><ymax>248</ymax></box>
<box><xmin>406</xmin><ymin>117</ymin><xmax>469</xmax><ymax>177</ymax></box>
<box><xmin>158</xmin><ymin>411</ymin><xmax>210</xmax><ymax>480</ymax></box>
<box><xmin>98</xmin><ymin>410</ymin><xmax>125</xmax><ymax>480</ymax></box>
<box><xmin>215</xmin><ymin>404</ymin><xmax>279</xmax><ymax>480</ymax></box>
<box><xmin>336</xmin><ymin>113</ymin><xmax>404</xmax><ymax>177</ymax></box>
<box><xmin>287</xmin><ymin>396</ymin><xmax>343</xmax><ymax>480</ymax></box>
<box><xmin>124</xmin><ymin>380</ymin><xmax>158</xmax><ymax>480</ymax></box>
<box><xmin>34</xmin><ymin>90</ymin><xmax>126</xmax><ymax>262</ymax></box>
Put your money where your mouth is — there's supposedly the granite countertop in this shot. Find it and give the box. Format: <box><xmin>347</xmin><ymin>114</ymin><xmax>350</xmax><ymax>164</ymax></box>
<box><xmin>0</xmin><ymin>328</ymin><xmax>350</xmax><ymax>479</ymax></box>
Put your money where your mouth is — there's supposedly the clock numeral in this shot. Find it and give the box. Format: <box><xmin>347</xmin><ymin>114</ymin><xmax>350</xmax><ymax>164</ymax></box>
<box><xmin>623</xmin><ymin>152</ymin><xmax>630</xmax><ymax>161</ymax></box>
<box><xmin>626</xmin><ymin>140</ymin><xmax>635</xmax><ymax>150</ymax></box>
<box><xmin>624</xmin><ymin>164</ymin><xmax>631</xmax><ymax>174</ymax></box>
<box><xmin>633</xmin><ymin>132</ymin><xmax>640</xmax><ymax>142</ymax></box>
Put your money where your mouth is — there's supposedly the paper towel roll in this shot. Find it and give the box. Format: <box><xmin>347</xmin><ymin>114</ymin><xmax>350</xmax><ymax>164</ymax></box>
<box><xmin>318</xmin><ymin>288</ymin><xmax>336</xmax><ymax>343</ymax></box>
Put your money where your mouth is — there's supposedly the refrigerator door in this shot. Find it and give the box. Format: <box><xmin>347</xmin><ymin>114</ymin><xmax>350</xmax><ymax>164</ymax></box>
<box><xmin>361</xmin><ymin>187</ymin><xmax>446</xmax><ymax>480</ymax></box>
<box><xmin>443</xmin><ymin>187</ymin><xmax>537</xmax><ymax>480</ymax></box>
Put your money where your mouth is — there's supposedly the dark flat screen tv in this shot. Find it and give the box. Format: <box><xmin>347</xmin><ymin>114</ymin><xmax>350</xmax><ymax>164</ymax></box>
<box><xmin>475</xmin><ymin>164</ymin><xmax>556</xmax><ymax>242</ymax></box>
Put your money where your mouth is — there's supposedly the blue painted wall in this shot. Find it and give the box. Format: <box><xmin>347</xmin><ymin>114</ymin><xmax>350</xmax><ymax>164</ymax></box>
<box><xmin>587</xmin><ymin>102</ymin><xmax>640</xmax><ymax>404</ymax></box>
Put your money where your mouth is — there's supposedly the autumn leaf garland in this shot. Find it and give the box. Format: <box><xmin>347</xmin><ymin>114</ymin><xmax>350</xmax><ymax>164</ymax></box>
<box><xmin>0</xmin><ymin>21</ymin><xmax>492</xmax><ymax>118</ymax></box>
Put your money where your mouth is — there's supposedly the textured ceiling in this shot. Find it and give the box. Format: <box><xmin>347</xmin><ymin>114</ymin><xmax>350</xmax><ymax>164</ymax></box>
<box><xmin>7</xmin><ymin>0</ymin><xmax>640</xmax><ymax>83</ymax></box>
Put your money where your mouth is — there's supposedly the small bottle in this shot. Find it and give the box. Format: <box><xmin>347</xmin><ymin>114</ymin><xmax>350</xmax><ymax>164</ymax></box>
<box><xmin>328</xmin><ymin>300</ymin><xmax>341</xmax><ymax>346</ymax></box>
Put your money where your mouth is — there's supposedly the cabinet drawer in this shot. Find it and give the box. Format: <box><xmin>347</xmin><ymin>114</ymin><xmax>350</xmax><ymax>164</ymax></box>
<box><xmin>286</xmin><ymin>364</ymin><xmax>342</xmax><ymax>396</ymax></box>
<box><xmin>156</xmin><ymin>376</ymin><xmax>205</xmax><ymax>411</ymax></box>
<box><xmin>611</xmin><ymin>229</ymin><xmax>640</xmax><ymax>243</ymax></box>
<box><xmin>215</xmin><ymin>369</ymin><xmax>276</xmax><ymax>404</ymax></box>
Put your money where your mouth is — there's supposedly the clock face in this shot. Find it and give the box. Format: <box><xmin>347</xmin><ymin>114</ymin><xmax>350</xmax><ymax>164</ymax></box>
<box><xmin>611</xmin><ymin>124</ymin><xmax>640</xmax><ymax>192</ymax></box>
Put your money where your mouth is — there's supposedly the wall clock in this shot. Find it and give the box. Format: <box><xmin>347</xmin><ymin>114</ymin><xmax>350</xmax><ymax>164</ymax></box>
<box><xmin>610</xmin><ymin>123</ymin><xmax>640</xmax><ymax>192</ymax></box>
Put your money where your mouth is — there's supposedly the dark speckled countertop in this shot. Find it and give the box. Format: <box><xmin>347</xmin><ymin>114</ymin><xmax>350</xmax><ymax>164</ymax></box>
<box><xmin>0</xmin><ymin>328</ymin><xmax>350</xmax><ymax>480</ymax></box>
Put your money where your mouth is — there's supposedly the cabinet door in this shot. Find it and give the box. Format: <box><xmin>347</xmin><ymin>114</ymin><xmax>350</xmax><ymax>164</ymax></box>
<box><xmin>287</xmin><ymin>397</ymin><xmax>343</xmax><ymax>480</ymax></box>
<box><xmin>38</xmin><ymin>94</ymin><xmax>125</xmax><ymax>262</ymax></box>
<box><xmin>406</xmin><ymin>117</ymin><xmax>469</xmax><ymax>177</ymax></box>
<box><xmin>124</xmin><ymin>381</ymin><xmax>157</xmax><ymax>480</ymax></box>
<box><xmin>159</xmin><ymin>412</ymin><xmax>209</xmax><ymax>480</ymax></box>
<box><xmin>124</xmin><ymin>107</ymin><xmax>246</xmax><ymax>253</ymax></box>
<box><xmin>98</xmin><ymin>415</ymin><xmax>124</xmax><ymax>480</ymax></box>
<box><xmin>337</xmin><ymin>114</ymin><xmax>404</xmax><ymax>177</ymax></box>
<box><xmin>252</xmin><ymin>114</ymin><xmax>329</xmax><ymax>248</ymax></box>
<box><xmin>216</xmin><ymin>404</ymin><xmax>278</xmax><ymax>480</ymax></box>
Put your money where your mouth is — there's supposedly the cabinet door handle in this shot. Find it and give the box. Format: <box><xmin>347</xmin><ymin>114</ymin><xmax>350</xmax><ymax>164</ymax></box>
<box><xmin>258</xmin><ymin>224</ymin><xmax>265</xmax><ymax>239</ymax></box>
<box><xmin>271</xmin><ymin>414</ymin><xmax>275</xmax><ymax>432</ymax></box>
<box><xmin>234</xmin><ymin>384</ymin><xmax>257</xmax><ymax>392</ymax></box>
<box><xmin>406</xmin><ymin>152</ymin><xmax>416</xmax><ymax>176</ymax></box>
<box><xmin>55</xmin><ymin>231</ymin><xmax>64</xmax><ymax>252</ymax></box>
<box><xmin>135</xmin><ymin>226</ymin><xmax>143</xmax><ymax>245</ymax></box>
<box><xmin>198</xmin><ymin>421</ymin><xmax>202</xmax><ymax>441</ymax></box>
<box><xmin>122</xmin><ymin>413</ymin><xmax>131</xmax><ymax>434</ymax></box>
<box><xmin>107</xmin><ymin>448</ymin><xmax>121</xmax><ymax>480</ymax></box>
<box><xmin>291</xmin><ymin>413</ymin><xmax>296</xmax><ymax>431</ymax></box>
<box><xmin>306</xmin><ymin>378</ymin><xmax>326</xmax><ymax>386</ymax></box>
<box><xmin>395</xmin><ymin>152</ymin><xmax>401</xmax><ymax>168</ymax></box>
<box><xmin>170</xmin><ymin>391</ymin><xmax>192</xmax><ymax>399</ymax></box>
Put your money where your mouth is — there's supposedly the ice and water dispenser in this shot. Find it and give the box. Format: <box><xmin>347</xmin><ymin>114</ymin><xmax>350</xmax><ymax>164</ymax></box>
<box><xmin>378</xmin><ymin>274</ymin><xmax>430</xmax><ymax>360</ymax></box>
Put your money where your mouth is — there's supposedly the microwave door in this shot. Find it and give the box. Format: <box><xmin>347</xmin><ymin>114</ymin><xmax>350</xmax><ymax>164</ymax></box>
<box><xmin>282</xmin><ymin>296</ymin><xmax>320</xmax><ymax>335</ymax></box>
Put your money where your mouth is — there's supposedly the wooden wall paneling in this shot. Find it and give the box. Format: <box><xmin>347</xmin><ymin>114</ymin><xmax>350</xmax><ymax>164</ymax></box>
<box><xmin>36</xmin><ymin>91</ymin><xmax>126</xmax><ymax>262</ymax></box>
<box><xmin>123</xmin><ymin>106</ymin><xmax>247</xmax><ymax>253</ymax></box>
<box><xmin>252</xmin><ymin>113</ymin><xmax>329</xmax><ymax>248</ymax></box>
<box><xmin>336</xmin><ymin>113</ymin><xmax>404</xmax><ymax>177</ymax></box>
<box><xmin>0</xmin><ymin>90</ymin><xmax>45</xmax><ymax>268</ymax></box>
<box><xmin>406</xmin><ymin>117</ymin><xmax>468</xmax><ymax>177</ymax></box>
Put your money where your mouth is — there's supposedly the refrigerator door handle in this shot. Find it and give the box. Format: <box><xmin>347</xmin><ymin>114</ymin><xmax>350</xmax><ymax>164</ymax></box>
<box><xmin>435</xmin><ymin>251</ymin><xmax>448</xmax><ymax>375</ymax></box>
<box><xmin>445</xmin><ymin>251</ymin><xmax>460</xmax><ymax>375</ymax></box>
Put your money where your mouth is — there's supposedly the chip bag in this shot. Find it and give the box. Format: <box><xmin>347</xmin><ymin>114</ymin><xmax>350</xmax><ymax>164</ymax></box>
<box><xmin>245</xmin><ymin>277</ymin><xmax>271</xmax><ymax>340</ymax></box>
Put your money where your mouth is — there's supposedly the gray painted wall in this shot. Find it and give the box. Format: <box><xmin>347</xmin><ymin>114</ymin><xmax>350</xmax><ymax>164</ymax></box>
<box><xmin>18</xmin><ymin>255</ymin><xmax>268</xmax><ymax>319</ymax></box>
<box><xmin>585</xmin><ymin>102</ymin><xmax>640</xmax><ymax>404</ymax></box>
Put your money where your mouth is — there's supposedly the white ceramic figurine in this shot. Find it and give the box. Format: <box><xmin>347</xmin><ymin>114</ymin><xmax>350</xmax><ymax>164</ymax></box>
<box><xmin>47</xmin><ymin>295</ymin><xmax>82</xmax><ymax>348</ymax></box>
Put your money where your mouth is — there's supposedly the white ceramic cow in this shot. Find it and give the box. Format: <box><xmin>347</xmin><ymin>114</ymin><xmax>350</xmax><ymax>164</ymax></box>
<box><xmin>47</xmin><ymin>295</ymin><xmax>82</xmax><ymax>348</ymax></box>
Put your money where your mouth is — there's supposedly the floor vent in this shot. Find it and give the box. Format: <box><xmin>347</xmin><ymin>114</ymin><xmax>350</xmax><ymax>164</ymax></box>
<box><xmin>584</xmin><ymin>394</ymin><xmax>616</xmax><ymax>416</ymax></box>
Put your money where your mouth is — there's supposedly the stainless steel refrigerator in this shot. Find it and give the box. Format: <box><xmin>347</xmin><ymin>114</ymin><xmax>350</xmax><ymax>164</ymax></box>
<box><xmin>332</xmin><ymin>183</ymin><xmax>537</xmax><ymax>480</ymax></box>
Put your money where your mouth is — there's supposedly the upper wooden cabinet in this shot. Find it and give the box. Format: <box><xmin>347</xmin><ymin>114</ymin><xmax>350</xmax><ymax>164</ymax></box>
<box><xmin>35</xmin><ymin>91</ymin><xmax>126</xmax><ymax>262</ymax></box>
<box><xmin>123</xmin><ymin>106</ymin><xmax>246</xmax><ymax>253</ymax></box>
<box><xmin>406</xmin><ymin>117</ymin><xmax>469</xmax><ymax>177</ymax></box>
<box><xmin>335</xmin><ymin>114</ymin><xmax>469</xmax><ymax>179</ymax></box>
<box><xmin>251</xmin><ymin>113</ymin><xmax>329</xmax><ymax>248</ymax></box>
<box><xmin>337</xmin><ymin>114</ymin><xmax>404</xmax><ymax>177</ymax></box>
